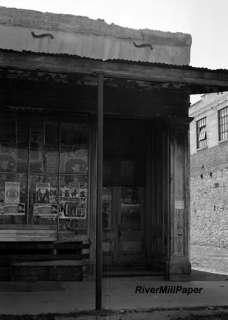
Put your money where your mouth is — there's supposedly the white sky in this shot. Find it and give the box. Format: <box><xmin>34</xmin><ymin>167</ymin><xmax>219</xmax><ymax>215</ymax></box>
<box><xmin>0</xmin><ymin>0</ymin><xmax>227</xmax><ymax>103</ymax></box>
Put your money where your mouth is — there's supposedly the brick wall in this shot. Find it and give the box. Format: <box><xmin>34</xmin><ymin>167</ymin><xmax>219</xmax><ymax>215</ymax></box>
<box><xmin>190</xmin><ymin>142</ymin><xmax>228</xmax><ymax>247</ymax></box>
<box><xmin>189</xmin><ymin>93</ymin><xmax>228</xmax><ymax>154</ymax></box>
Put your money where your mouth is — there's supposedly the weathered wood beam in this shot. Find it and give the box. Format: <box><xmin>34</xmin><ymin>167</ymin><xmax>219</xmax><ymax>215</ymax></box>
<box><xmin>96</xmin><ymin>73</ymin><xmax>104</xmax><ymax>311</ymax></box>
<box><xmin>0</xmin><ymin>50</ymin><xmax>228</xmax><ymax>93</ymax></box>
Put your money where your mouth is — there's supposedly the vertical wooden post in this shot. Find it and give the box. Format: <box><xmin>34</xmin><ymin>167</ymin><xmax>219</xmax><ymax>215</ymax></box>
<box><xmin>96</xmin><ymin>73</ymin><xmax>104</xmax><ymax>311</ymax></box>
<box><xmin>166</xmin><ymin>117</ymin><xmax>191</xmax><ymax>280</ymax></box>
<box><xmin>26</xmin><ymin>126</ymin><xmax>31</xmax><ymax>224</ymax></box>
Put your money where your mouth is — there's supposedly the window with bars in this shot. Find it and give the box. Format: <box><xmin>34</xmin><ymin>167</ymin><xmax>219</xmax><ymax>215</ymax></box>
<box><xmin>196</xmin><ymin>117</ymin><xmax>207</xmax><ymax>149</ymax></box>
<box><xmin>218</xmin><ymin>106</ymin><xmax>228</xmax><ymax>141</ymax></box>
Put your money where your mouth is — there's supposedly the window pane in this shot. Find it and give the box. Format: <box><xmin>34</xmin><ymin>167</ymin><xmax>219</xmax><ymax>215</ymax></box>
<box><xmin>30</xmin><ymin>120</ymin><xmax>59</xmax><ymax>174</ymax></box>
<box><xmin>59</xmin><ymin>175</ymin><xmax>88</xmax><ymax>232</ymax></box>
<box><xmin>197</xmin><ymin>117</ymin><xmax>207</xmax><ymax>148</ymax></box>
<box><xmin>102</xmin><ymin>187</ymin><xmax>112</xmax><ymax>230</ymax></box>
<box><xmin>30</xmin><ymin>175</ymin><xmax>58</xmax><ymax>225</ymax></box>
<box><xmin>60</xmin><ymin>147</ymin><xmax>88</xmax><ymax>174</ymax></box>
<box><xmin>60</xmin><ymin>122</ymin><xmax>88</xmax><ymax>174</ymax></box>
<box><xmin>17</xmin><ymin>145</ymin><xmax>28</xmax><ymax>173</ymax></box>
<box><xmin>0</xmin><ymin>145</ymin><xmax>17</xmax><ymax>172</ymax></box>
<box><xmin>120</xmin><ymin>160</ymin><xmax>135</xmax><ymax>185</ymax></box>
<box><xmin>45</xmin><ymin>147</ymin><xmax>59</xmax><ymax>173</ymax></box>
<box><xmin>44</xmin><ymin>121</ymin><xmax>58</xmax><ymax>146</ymax></box>
<box><xmin>199</xmin><ymin>127</ymin><xmax>206</xmax><ymax>141</ymax></box>
<box><xmin>120</xmin><ymin>187</ymin><xmax>143</xmax><ymax>230</ymax></box>
<box><xmin>0</xmin><ymin>173</ymin><xmax>26</xmax><ymax>224</ymax></box>
<box><xmin>30</xmin><ymin>120</ymin><xmax>44</xmax><ymax>173</ymax></box>
<box><xmin>61</xmin><ymin>122</ymin><xmax>88</xmax><ymax>146</ymax></box>
<box><xmin>0</xmin><ymin>119</ymin><xmax>16</xmax><ymax>145</ymax></box>
<box><xmin>219</xmin><ymin>107</ymin><xmax>228</xmax><ymax>141</ymax></box>
<box><xmin>17</xmin><ymin>119</ymin><xmax>29</xmax><ymax>145</ymax></box>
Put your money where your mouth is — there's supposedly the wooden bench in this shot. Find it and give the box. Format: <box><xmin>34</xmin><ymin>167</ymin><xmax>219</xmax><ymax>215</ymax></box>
<box><xmin>0</xmin><ymin>227</ymin><xmax>90</xmax><ymax>281</ymax></box>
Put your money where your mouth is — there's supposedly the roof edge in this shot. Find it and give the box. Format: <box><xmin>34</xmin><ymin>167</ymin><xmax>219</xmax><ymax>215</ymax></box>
<box><xmin>0</xmin><ymin>6</ymin><xmax>192</xmax><ymax>47</ymax></box>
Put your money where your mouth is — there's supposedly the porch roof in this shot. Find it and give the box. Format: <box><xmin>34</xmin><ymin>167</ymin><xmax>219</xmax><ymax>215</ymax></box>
<box><xmin>0</xmin><ymin>49</ymin><xmax>228</xmax><ymax>94</ymax></box>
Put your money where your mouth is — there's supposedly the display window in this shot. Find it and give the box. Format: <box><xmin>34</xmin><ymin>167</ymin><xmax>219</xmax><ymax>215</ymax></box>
<box><xmin>0</xmin><ymin>115</ymin><xmax>89</xmax><ymax>231</ymax></box>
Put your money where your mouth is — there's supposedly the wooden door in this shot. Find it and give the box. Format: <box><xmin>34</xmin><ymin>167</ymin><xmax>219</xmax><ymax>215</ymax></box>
<box><xmin>102</xmin><ymin>119</ymin><xmax>147</xmax><ymax>269</ymax></box>
<box><xmin>116</xmin><ymin>186</ymin><xmax>145</xmax><ymax>266</ymax></box>
<box><xmin>102</xmin><ymin>185</ymin><xmax>145</xmax><ymax>268</ymax></box>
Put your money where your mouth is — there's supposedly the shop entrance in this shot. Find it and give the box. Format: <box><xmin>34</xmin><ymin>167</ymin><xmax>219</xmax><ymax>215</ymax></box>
<box><xmin>103</xmin><ymin>185</ymin><xmax>145</xmax><ymax>269</ymax></box>
<box><xmin>102</xmin><ymin>119</ymin><xmax>147</xmax><ymax>270</ymax></box>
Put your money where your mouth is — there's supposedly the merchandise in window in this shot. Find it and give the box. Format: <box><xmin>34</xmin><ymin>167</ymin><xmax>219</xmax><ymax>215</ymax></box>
<box><xmin>30</xmin><ymin>175</ymin><xmax>58</xmax><ymax>223</ymax></box>
<box><xmin>0</xmin><ymin>173</ymin><xmax>26</xmax><ymax>221</ymax></box>
<box><xmin>0</xmin><ymin>116</ymin><xmax>89</xmax><ymax>231</ymax></box>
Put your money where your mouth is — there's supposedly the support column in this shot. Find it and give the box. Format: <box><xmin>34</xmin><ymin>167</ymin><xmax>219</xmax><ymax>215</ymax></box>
<box><xmin>96</xmin><ymin>73</ymin><xmax>103</xmax><ymax>310</ymax></box>
<box><xmin>145</xmin><ymin>121</ymin><xmax>169</xmax><ymax>272</ymax></box>
<box><xmin>166</xmin><ymin>118</ymin><xmax>191</xmax><ymax>280</ymax></box>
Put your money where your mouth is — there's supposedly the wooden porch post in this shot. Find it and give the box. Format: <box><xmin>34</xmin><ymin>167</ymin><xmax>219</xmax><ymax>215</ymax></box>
<box><xmin>96</xmin><ymin>73</ymin><xmax>104</xmax><ymax>310</ymax></box>
<box><xmin>166</xmin><ymin>117</ymin><xmax>191</xmax><ymax>280</ymax></box>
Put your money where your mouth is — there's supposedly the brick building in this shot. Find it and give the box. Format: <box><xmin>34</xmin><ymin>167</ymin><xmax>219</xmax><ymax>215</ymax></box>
<box><xmin>190</xmin><ymin>92</ymin><xmax>228</xmax><ymax>248</ymax></box>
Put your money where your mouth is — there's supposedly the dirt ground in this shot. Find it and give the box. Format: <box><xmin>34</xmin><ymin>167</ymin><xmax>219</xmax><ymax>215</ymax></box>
<box><xmin>191</xmin><ymin>244</ymin><xmax>228</xmax><ymax>275</ymax></box>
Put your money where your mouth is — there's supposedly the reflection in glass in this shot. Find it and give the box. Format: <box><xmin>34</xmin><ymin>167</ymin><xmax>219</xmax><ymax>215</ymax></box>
<box><xmin>0</xmin><ymin>148</ymin><xmax>17</xmax><ymax>172</ymax></box>
<box><xmin>0</xmin><ymin>173</ymin><xmax>26</xmax><ymax>221</ymax></box>
<box><xmin>30</xmin><ymin>121</ymin><xmax>43</xmax><ymax>148</ymax></box>
<box><xmin>59</xmin><ymin>175</ymin><xmax>87</xmax><ymax>219</ymax></box>
<box><xmin>0</xmin><ymin>118</ymin><xmax>89</xmax><ymax>232</ymax></box>
<box><xmin>17</xmin><ymin>145</ymin><xmax>28</xmax><ymax>173</ymax></box>
<box><xmin>120</xmin><ymin>160</ymin><xmax>135</xmax><ymax>185</ymax></box>
<box><xmin>0</xmin><ymin>119</ymin><xmax>16</xmax><ymax>145</ymax></box>
<box><xmin>29</xmin><ymin>121</ymin><xmax>59</xmax><ymax>174</ymax></box>
<box><xmin>102</xmin><ymin>187</ymin><xmax>112</xmax><ymax>230</ymax></box>
<box><xmin>59</xmin><ymin>175</ymin><xmax>88</xmax><ymax>232</ymax></box>
<box><xmin>45</xmin><ymin>121</ymin><xmax>58</xmax><ymax>146</ymax></box>
<box><xmin>121</xmin><ymin>187</ymin><xmax>140</xmax><ymax>204</ymax></box>
<box><xmin>120</xmin><ymin>187</ymin><xmax>142</xmax><ymax>230</ymax></box>
<box><xmin>60</xmin><ymin>147</ymin><xmax>88</xmax><ymax>173</ymax></box>
<box><xmin>61</xmin><ymin>123</ymin><xmax>88</xmax><ymax>146</ymax></box>
<box><xmin>45</xmin><ymin>149</ymin><xmax>59</xmax><ymax>173</ymax></box>
<box><xmin>30</xmin><ymin>175</ymin><xmax>58</xmax><ymax>223</ymax></box>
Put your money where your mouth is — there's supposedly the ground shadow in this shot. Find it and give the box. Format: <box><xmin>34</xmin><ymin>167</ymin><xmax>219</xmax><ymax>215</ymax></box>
<box><xmin>191</xmin><ymin>268</ymin><xmax>228</xmax><ymax>281</ymax></box>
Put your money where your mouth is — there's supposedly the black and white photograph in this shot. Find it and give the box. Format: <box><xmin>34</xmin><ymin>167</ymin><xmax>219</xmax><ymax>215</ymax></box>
<box><xmin>0</xmin><ymin>0</ymin><xmax>227</xmax><ymax>319</ymax></box>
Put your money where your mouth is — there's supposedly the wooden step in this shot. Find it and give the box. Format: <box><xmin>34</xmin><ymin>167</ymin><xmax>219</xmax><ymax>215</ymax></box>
<box><xmin>10</xmin><ymin>264</ymin><xmax>83</xmax><ymax>281</ymax></box>
<box><xmin>12</xmin><ymin>260</ymin><xmax>84</xmax><ymax>266</ymax></box>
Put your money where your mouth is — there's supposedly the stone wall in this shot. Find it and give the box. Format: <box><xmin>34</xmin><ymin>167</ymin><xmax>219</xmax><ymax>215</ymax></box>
<box><xmin>190</xmin><ymin>142</ymin><xmax>228</xmax><ymax>248</ymax></box>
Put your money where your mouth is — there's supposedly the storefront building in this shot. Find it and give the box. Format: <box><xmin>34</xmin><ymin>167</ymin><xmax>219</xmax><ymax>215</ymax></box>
<box><xmin>0</xmin><ymin>6</ymin><xmax>228</xmax><ymax>281</ymax></box>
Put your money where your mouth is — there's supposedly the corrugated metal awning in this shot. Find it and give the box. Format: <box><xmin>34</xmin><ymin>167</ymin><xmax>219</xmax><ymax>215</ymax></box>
<box><xmin>0</xmin><ymin>49</ymin><xmax>228</xmax><ymax>94</ymax></box>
